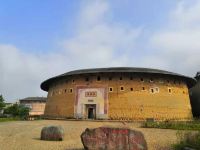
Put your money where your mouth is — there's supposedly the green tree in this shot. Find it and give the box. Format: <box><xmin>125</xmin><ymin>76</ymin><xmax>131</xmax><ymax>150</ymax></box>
<box><xmin>0</xmin><ymin>95</ymin><xmax>5</xmax><ymax>111</ymax></box>
<box><xmin>18</xmin><ymin>105</ymin><xmax>30</xmax><ymax>120</ymax></box>
<box><xmin>4</xmin><ymin>103</ymin><xmax>19</xmax><ymax>117</ymax></box>
<box><xmin>4</xmin><ymin>104</ymin><xmax>30</xmax><ymax>119</ymax></box>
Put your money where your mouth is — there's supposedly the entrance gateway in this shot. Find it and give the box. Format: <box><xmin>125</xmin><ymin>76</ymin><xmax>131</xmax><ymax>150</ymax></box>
<box><xmin>75</xmin><ymin>87</ymin><xmax>108</xmax><ymax>119</ymax></box>
<box><xmin>86</xmin><ymin>104</ymin><xmax>96</xmax><ymax>119</ymax></box>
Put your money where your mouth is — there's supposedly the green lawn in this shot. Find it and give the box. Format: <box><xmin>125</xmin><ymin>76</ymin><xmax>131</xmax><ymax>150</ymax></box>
<box><xmin>142</xmin><ymin>121</ymin><xmax>200</xmax><ymax>130</ymax></box>
<box><xmin>0</xmin><ymin>117</ymin><xmax>20</xmax><ymax>122</ymax></box>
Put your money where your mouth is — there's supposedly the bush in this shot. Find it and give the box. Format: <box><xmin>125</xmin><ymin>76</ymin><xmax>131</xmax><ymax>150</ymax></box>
<box><xmin>142</xmin><ymin>121</ymin><xmax>200</xmax><ymax>130</ymax></box>
<box><xmin>173</xmin><ymin>131</ymin><xmax>200</xmax><ymax>149</ymax></box>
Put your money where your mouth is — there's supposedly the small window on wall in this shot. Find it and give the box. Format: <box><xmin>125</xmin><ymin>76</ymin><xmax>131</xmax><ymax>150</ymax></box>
<box><xmin>130</xmin><ymin>88</ymin><xmax>133</xmax><ymax>91</ymax></box>
<box><xmin>155</xmin><ymin>87</ymin><xmax>159</xmax><ymax>92</ymax></box>
<box><xmin>64</xmin><ymin>89</ymin><xmax>67</xmax><ymax>93</ymax></box>
<box><xmin>69</xmin><ymin>88</ymin><xmax>73</xmax><ymax>93</ymax></box>
<box><xmin>109</xmin><ymin>87</ymin><xmax>113</xmax><ymax>92</ymax></box>
<box><xmin>141</xmin><ymin>78</ymin><xmax>144</xmax><ymax>82</ymax></box>
<box><xmin>151</xmin><ymin>89</ymin><xmax>154</xmax><ymax>93</ymax></box>
<box><xmin>150</xmin><ymin>78</ymin><xmax>154</xmax><ymax>82</ymax></box>
<box><xmin>142</xmin><ymin>87</ymin><xmax>145</xmax><ymax>91</ymax></box>
<box><xmin>72</xmin><ymin>79</ymin><xmax>75</xmax><ymax>84</ymax></box>
<box><xmin>85</xmin><ymin>77</ymin><xmax>89</xmax><ymax>82</ymax></box>
<box><xmin>58</xmin><ymin>90</ymin><xmax>62</xmax><ymax>94</ymax></box>
<box><xmin>120</xmin><ymin>77</ymin><xmax>123</xmax><ymax>80</ymax></box>
<box><xmin>120</xmin><ymin>86</ymin><xmax>124</xmax><ymax>91</ymax></box>
<box><xmin>97</xmin><ymin>76</ymin><xmax>101</xmax><ymax>81</ymax></box>
<box><xmin>168</xmin><ymin>88</ymin><xmax>172</xmax><ymax>93</ymax></box>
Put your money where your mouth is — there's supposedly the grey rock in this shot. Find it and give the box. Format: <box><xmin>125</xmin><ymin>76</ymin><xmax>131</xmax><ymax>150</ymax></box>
<box><xmin>81</xmin><ymin>127</ymin><xmax>147</xmax><ymax>150</ymax></box>
<box><xmin>41</xmin><ymin>125</ymin><xmax>64</xmax><ymax>141</ymax></box>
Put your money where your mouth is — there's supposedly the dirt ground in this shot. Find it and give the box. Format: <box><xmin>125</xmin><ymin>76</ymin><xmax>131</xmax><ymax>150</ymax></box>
<box><xmin>0</xmin><ymin>120</ymin><xmax>178</xmax><ymax>150</ymax></box>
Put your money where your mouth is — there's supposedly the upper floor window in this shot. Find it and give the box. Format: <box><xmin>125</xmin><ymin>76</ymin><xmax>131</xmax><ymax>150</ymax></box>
<box><xmin>130</xmin><ymin>87</ymin><xmax>133</xmax><ymax>91</ymax></box>
<box><xmin>120</xmin><ymin>86</ymin><xmax>124</xmax><ymax>91</ymax></box>
<box><xmin>85</xmin><ymin>77</ymin><xmax>89</xmax><ymax>82</ymax></box>
<box><xmin>109</xmin><ymin>87</ymin><xmax>113</xmax><ymax>92</ymax></box>
<box><xmin>168</xmin><ymin>88</ymin><xmax>172</xmax><ymax>93</ymax></box>
<box><xmin>150</xmin><ymin>78</ymin><xmax>154</xmax><ymax>82</ymax></box>
<box><xmin>72</xmin><ymin>79</ymin><xmax>75</xmax><ymax>84</ymax></box>
<box><xmin>141</xmin><ymin>78</ymin><xmax>144</xmax><ymax>82</ymax></box>
<box><xmin>142</xmin><ymin>87</ymin><xmax>145</xmax><ymax>91</ymax></box>
<box><xmin>69</xmin><ymin>88</ymin><xmax>73</xmax><ymax>93</ymax></box>
<box><xmin>97</xmin><ymin>76</ymin><xmax>101</xmax><ymax>81</ymax></box>
<box><xmin>120</xmin><ymin>77</ymin><xmax>123</xmax><ymax>80</ymax></box>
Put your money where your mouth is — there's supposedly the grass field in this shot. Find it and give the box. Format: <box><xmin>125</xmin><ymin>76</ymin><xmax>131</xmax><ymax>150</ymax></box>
<box><xmin>142</xmin><ymin>121</ymin><xmax>200</xmax><ymax>130</ymax></box>
<box><xmin>0</xmin><ymin>117</ymin><xmax>20</xmax><ymax>122</ymax></box>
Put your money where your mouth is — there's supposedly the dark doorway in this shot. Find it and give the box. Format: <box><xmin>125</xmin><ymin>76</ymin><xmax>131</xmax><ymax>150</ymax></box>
<box><xmin>86</xmin><ymin>104</ymin><xmax>96</xmax><ymax>119</ymax></box>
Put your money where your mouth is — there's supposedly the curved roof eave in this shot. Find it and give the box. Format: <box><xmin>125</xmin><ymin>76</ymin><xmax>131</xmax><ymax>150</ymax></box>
<box><xmin>41</xmin><ymin>67</ymin><xmax>196</xmax><ymax>91</ymax></box>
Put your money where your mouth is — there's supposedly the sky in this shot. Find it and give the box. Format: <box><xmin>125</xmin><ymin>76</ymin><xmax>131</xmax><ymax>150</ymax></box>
<box><xmin>0</xmin><ymin>0</ymin><xmax>200</xmax><ymax>102</ymax></box>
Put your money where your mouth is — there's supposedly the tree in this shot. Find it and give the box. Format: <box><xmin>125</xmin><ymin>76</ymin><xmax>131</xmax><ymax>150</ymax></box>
<box><xmin>0</xmin><ymin>95</ymin><xmax>5</xmax><ymax>111</ymax></box>
<box><xmin>4</xmin><ymin>104</ymin><xmax>30</xmax><ymax>119</ymax></box>
<box><xmin>18</xmin><ymin>105</ymin><xmax>30</xmax><ymax>120</ymax></box>
<box><xmin>4</xmin><ymin>103</ymin><xmax>19</xmax><ymax>117</ymax></box>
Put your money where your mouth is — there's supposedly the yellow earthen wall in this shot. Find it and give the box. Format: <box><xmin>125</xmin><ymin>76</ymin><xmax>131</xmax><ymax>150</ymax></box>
<box><xmin>44</xmin><ymin>74</ymin><xmax>192</xmax><ymax>120</ymax></box>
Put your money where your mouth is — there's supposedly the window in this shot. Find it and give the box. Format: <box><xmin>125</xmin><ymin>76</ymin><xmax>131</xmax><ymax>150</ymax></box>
<box><xmin>168</xmin><ymin>88</ymin><xmax>172</xmax><ymax>93</ymax></box>
<box><xmin>64</xmin><ymin>89</ymin><xmax>67</xmax><ymax>93</ymax></box>
<box><xmin>130</xmin><ymin>88</ymin><xmax>133</xmax><ymax>91</ymax></box>
<box><xmin>150</xmin><ymin>78</ymin><xmax>154</xmax><ymax>82</ymax></box>
<box><xmin>97</xmin><ymin>76</ymin><xmax>101</xmax><ymax>81</ymax></box>
<box><xmin>69</xmin><ymin>88</ymin><xmax>73</xmax><ymax>93</ymax></box>
<box><xmin>58</xmin><ymin>90</ymin><xmax>62</xmax><ymax>94</ymax></box>
<box><xmin>141</xmin><ymin>78</ymin><xmax>144</xmax><ymax>82</ymax></box>
<box><xmin>109</xmin><ymin>87</ymin><xmax>113</xmax><ymax>92</ymax></box>
<box><xmin>120</xmin><ymin>86</ymin><xmax>124</xmax><ymax>91</ymax></box>
<box><xmin>150</xmin><ymin>87</ymin><xmax>159</xmax><ymax>94</ymax></box>
<box><xmin>85</xmin><ymin>77</ymin><xmax>89</xmax><ymax>82</ymax></box>
<box><xmin>142</xmin><ymin>87</ymin><xmax>145</xmax><ymax>90</ymax></box>
<box><xmin>120</xmin><ymin>77</ymin><xmax>123</xmax><ymax>80</ymax></box>
<box><xmin>155</xmin><ymin>87</ymin><xmax>159</xmax><ymax>92</ymax></box>
<box><xmin>72</xmin><ymin>79</ymin><xmax>75</xmax><ymax>83</ymax></box>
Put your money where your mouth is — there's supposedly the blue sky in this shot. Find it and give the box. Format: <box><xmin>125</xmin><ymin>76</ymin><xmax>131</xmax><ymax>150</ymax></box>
<box><xmin>0</xmin><ymin>0</ymin><xmax>200</xmax><ymax>101</ymax></box>
<box><xmin>0</xmin><ymin>0</ymin><xmax>176</xmax><ymax>53</ymax></box>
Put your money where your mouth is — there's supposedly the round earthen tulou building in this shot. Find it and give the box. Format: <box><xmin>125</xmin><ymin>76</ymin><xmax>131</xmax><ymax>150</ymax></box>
<box><xmin>41</xmin><ymin>67</ymin><xmax>196</xmax><ymax>121</ymax></box>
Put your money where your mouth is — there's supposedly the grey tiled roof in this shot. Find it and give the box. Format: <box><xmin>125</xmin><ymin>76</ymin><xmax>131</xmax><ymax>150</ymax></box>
<box><xmin>41</xmin><ymin>67</ymin><xmax>196</xmax><ymax>91</ymax></box>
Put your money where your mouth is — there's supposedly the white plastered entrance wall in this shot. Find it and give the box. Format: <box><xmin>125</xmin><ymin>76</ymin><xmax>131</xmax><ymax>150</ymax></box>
<box><xmin>74</xmin><ymin>86</ymin><xmax>108</xmax><ymax>119</ymax></box>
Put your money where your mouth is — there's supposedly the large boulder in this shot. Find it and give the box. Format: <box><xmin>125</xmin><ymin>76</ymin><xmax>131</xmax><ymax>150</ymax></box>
<box><xmin>41</xmin><ymin>125</ymin><xmax>64</xmax><ymax>141</ymax></box>
<box><xmin>81</xmin><ymin>127</ymin><xmax>147</xmax><ymax>150</ymax></box>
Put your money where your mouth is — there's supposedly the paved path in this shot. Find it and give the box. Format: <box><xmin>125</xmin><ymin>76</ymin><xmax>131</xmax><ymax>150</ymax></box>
<box><xmin>0</xmin><ymin>120</ymin><xmax>177</xmax><ymax>150</ymax></box>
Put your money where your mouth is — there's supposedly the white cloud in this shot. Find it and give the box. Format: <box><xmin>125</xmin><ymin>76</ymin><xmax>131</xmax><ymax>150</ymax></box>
<box><xmin>151</xmin><ymin>0</ymin><xmax>200</xmax><ymax>76</ymax></box>
<box><xmin>0</xmin><ymin>0</ymin><xmax>141</xmax><ymax>101</ymax></box>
